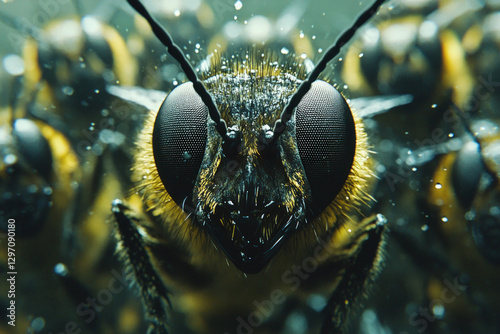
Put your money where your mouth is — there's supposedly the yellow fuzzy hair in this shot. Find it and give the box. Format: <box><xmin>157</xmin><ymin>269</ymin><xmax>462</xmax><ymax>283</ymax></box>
<box><xmin>131</xmin><ymin>53</ymin><xmax>374</xmax><ymax>267</ymax></box>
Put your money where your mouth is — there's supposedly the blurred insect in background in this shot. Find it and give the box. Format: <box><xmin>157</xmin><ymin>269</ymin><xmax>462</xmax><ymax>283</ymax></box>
<box><xmin>0</xmin><ymin>0</ymin><xmax>140</xmax><ymax>187</ymax></box>
<box><xmin>111</xmin><ymin>0</ymin><xmax>391</xmax><ymax>333</ymax></box>
<box><xmin>341</xmin><ymin>0</ymin><xmax>476</xmax><ymax>144</ymax></box>
<box><xmin>419</xmin><ymin>3</ymin><xmax>500</xmax><ymax>329</ymax></box>
<box><xmin>425</xmin><ymin>110</ymin><xmax>500</xmax><ymax>326</ymax></box>
<box><xmin>341</xmin><ymin>1</ymin><xmax>500</xmax><ymax>333</ymax></box>
<box><xmin>0</xmin><ymin>1</ymin><xmax>146</xmax><ymax>333</ymax></box>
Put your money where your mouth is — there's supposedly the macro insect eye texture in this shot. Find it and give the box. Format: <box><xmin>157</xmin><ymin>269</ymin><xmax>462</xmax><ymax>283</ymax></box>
<box><xmin>153</xmin><ymin>82</ymin><xmax>208</xmax><ymax>208</ymax></box>
<box><xmin>1</xmin><ymin>0</ymin><xmax>500</xmax><ymax>334</ymax></box>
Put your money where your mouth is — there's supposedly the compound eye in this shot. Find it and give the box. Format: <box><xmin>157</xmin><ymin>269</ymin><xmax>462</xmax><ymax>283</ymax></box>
<box><xmin>0</xmin><ymin>119</ymin><xmax>53</xmax><ymax>236</ymax></box>
<box><xmin>13</xmin><ymin>119</ymin><xmax>53</xmax><ymax>180</ymax></box>
<box><xmin>295</xmin><ymin>80</ymin><xmax>356</xmax><ymax>215</ymax></box>
<box><xmin>153</xmin><ymin>82</ymin><xmax>208</xmax><ymax>208</ymax></box>
<box><xmin>451</xmin><ymin>141</ymin><xmax>483</xmax><ymax>208</ymax></box>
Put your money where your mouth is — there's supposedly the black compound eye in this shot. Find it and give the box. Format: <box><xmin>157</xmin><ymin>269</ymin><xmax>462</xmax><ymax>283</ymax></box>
<box><xmin>153</xmin><ymin>82</ymin><xmax>208</xmax><ymax>208</ymax></box>
<box><xmin>0</xmin><ymin>119</ymin><xmax>53</xmax><ymax>236</ymax></box>
<box><xmin>451</xmin><ymin>141</ymin><xmax>483</xmax><ymax>209</ymax></box>
<box><xmin>13</xmin><ymin>119</ymin><xmax>53</xmax><ymax>180</ymax></box>
<box><xmin>295</xmin><ymin>80</ymin><xmax>356</xmax><ymax>215</ymax></box>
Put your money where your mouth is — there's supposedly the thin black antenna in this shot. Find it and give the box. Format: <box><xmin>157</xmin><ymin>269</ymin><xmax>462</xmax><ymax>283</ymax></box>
<box><xmin>271</xmin><ymin>0</ymin><xmax>386</xmax><ymax>140</ymax></box>
<box><xmin>125</xmin><ymin>0</ymin><xmax>228</xmax><ymax>140</ymax></box>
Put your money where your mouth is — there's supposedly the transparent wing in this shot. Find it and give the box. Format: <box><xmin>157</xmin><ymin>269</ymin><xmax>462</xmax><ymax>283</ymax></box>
<box><xmin>107</xmin><ymin>85</ymin><xmax>167</xmax><ymax>111</ymax></box>
<box><xmin>350</xmin><ymin>94</ymin><xmax>413</xmax><ymax>119</ymax></box>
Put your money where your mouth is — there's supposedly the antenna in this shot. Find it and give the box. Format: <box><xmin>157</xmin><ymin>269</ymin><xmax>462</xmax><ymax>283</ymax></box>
<box><xmin>125</xmin><ymin>0</ymin><xmax>229</xmax><ymax>141</ymax></box>
<box><xmin>271</xmin><ymin>0</ymin><xmax>386</xmax><ymax>141</ymax></box>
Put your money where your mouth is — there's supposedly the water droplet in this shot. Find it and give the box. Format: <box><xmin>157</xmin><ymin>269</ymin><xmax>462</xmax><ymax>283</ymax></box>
<box><xmin>317</xmin><ymin>48</ymin><xmax>323</xmax><ymax>53</ymax></box>
<box><xmin>464</xmin><ymin>210</ymin><xmax>476</xmax><ymax>221</ymax></box>
<box><xmin>62</xmin><ymin>86</ymin><xmax>74</xmax><ymax>96</ymax></box>
<box><xmin>3</xmin><ymin>154</ymin><xmax>17</xmax><ymax>165</ymax></box>
<box><xmin>234</xmin><ymin>0</ymin><xmax>243</xmax><ymax>10</ymax></box>
<box><xmin>94</xmin><ymin>89</ymin><xmax>100</xmax><ymax>94</ymax></box>
<box><xmin>412</xmin><ymin>167</ymin><xmax>417</xmax><ymax>172</ymax></box>
<box><xmin>31</xmin><ymin>317</ymin><xmax>46</xmax><ymax>331</ymax></box>
<box><xmin>307</xmin><ymin>294</ymin><xmax>327</xmax><ymax>312</ymax></box>
<box><xmin>280</xmin><ymin>47</ymin><xmax>289</xmax><ymax>55</ymax></box>
<box><xmin>435</xmin><ymin>183</ymin><xmax>442</xmax><ymax>189</ymax></box>
<box><xmin>174</xmin><ymin>9</ymin><xmax>181</xmax><ymax>17</ymax></box>
<box><xmin>43</xmin><ymin>187</ymin><xmax>53</xmax><ymax>195</ymax></box>
<box><xmin>359</xmin><ymin>52</ymin><xmax>364</xmax><ymax>58</ymax></box>
<box><xmin>432</xmin><ymin>303</ymin><xmax>445</xmax><ymax>319</ymax></box>
<box><xmin>448</xmin><ymin>133</ymin><xmax>454</xmax><ymax>138</ymax></box>
<box><xmin>421</xmin><ymin>224</ymin><xmax>429</xmax><ymax>231</ymax></box>
<box><xmin>338</xmin><ymin>57</ymin><xmax>343</xmax><ymax>62</ymax></box>
<box><xmin>300</xmin><ymin>53</ymin><xmax>307</xmax><ymax>59</ymax></box>
<box><xmin>2</xmin><ymin>54</ymin><xmax>24</xmax><ymax>75</ymax></box>
<box><xmin>431</xmin><ymin>103</ymin><xmax>437</xmax><ymax>108</ymax></box>
<box><xmin>28</xmin><ymin>184</ymin><xmax>38</xmax><ymax>193</ymax></box>
<box><xmin>441</xmin><ymin>217</ymin><xmax>448</xmax><ymax>223</ymax></box>
<box><xmin>54</xmin><ymin>263</ymin><xmax>68</xmax><ymax>276</ymax></box>
<box><xmin>299</xmin><ymin>30</ymin><xmax>305</xmax><ymax>38</ymax></box>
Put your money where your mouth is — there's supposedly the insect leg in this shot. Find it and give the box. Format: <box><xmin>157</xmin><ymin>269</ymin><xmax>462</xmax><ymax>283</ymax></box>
<box><xmin>320</xmin><ymin>215</ymin><xmax>386</xmax><ymax>334</ymax></box>
<box><xmin>112</xmin><ymin>200</ymin><xmax>170</xmax><ymax>334</ymax></box>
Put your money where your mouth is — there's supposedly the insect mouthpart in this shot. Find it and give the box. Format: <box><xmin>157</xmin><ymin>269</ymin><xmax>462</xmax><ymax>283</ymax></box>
<box><xmin>202</xmin><ymin>185</ymin><xmax>305</xmax><ymax>274</ymax></box>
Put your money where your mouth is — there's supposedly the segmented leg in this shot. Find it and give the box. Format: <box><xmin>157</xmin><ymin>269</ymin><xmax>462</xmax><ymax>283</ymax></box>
<box><xmin>320</xmin><ymin>214</ymin><xmax>386</xmax><ymax>334</ymax></box>
<box><xmin>112</xmin><ymin>200</ymin><xmax>170</xmax><ymax>334</ymax></box>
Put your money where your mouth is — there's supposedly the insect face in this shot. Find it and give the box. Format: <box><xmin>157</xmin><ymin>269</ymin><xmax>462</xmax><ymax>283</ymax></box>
<box><xmin>150</xmin><ymin>56</ymin><xmax>358</xmax><ymax>273</ymax></box>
